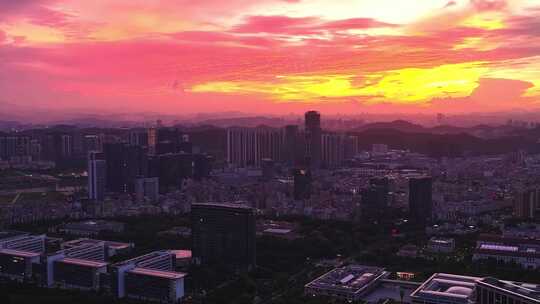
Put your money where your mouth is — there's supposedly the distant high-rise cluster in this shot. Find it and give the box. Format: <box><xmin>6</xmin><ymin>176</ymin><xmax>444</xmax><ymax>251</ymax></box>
<box><xmin>84</xmin><ymin>123</ymin><xmax>213</xmax><ymax>201</ymax></box>
<box><xmin>225</xmin><ymin>111</ymin><xmax>359</xmax><ymax>170</ymax></box>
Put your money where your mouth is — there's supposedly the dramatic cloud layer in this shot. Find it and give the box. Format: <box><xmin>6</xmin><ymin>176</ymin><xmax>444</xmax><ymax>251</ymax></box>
<box><xmin>1</xmin><ymin>0</ymin><xmax>540</xmax><ymax>114</ymax></box>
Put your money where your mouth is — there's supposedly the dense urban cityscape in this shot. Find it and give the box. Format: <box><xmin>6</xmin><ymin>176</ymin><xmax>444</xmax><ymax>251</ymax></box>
<box><xmin>3</xmin><ymin>0</ymin><xmax>540</xmax><ymax>303</ymax></box>
<box><xmin>0</xmin><ymin>111</ymin><xmax>539</xmax><ymax>304</ymax></box>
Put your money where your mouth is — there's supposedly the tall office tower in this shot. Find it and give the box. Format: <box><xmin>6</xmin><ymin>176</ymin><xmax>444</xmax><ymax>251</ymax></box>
<box><xmin>322</xmin><ymin>133</ymin><xmax>345</xmax><ymax>168</ymax></box>
<box><xmin>16</xmin><ymin>136</ymin><xmax>31</xmax><ymax>157</ymax></box>
<box><xmin>191</xmin><ymin>203</ymin><xmax>256</xmax><ymax>271</ymax></box>
<box><xmin>261</xmin><ymin>158</ymin><xmax>275</xmax><ymax>181</ymax></box>
<box><xmin>193</xmin><ymin>154</ymin><xmax>213</xmax><ymax>180</ymax></box>
<box><xmin>147</xmin><ymin>127</ymin><xmax>157</xmax><ymax>155</ymax></box>
<box><xmin>344</xmin><ymin>135</ymin><xmax>359</xmax><ymax>160</ymax></box>
<box><xmin>60</xmin><ymin>134</ymin><xmax>73</xmax><ymax>158</ymax></box>
<box><xmin>157</xmin><ymin>128</ymin><xmax>181</xmax><ymax>147</ymax></box>
<box><xmin>305</xmin><ymin>111</ymin><xmax>322</xmax><ymax>169</ymax></box>
<box><xmin>104</xmin><ymin>143</ymin><xmax>147</xmax><ymax>193</ymax></box>
<box><xmin>514</xmin><ymin>188</ymin><xmax>539</xmax><ymax>219</ymax></box>
<box><xmin>283</xmin><ymin>125</ymin><xmax>306</xmax><ymax>167</ymax></box>
<box><xmin>129</xmin><ymin>128</ymin><xmax>149</xmax><ymax>147</ymax></box>
<box><xmin>71</xmin><ymin>131</ymin><xmax>84</xmax><ymax>157</ymax></box>
<box><xmin>88</xmin><ymin>152</ymin><xmax>106</xmax><ymax>201</ymax></box>
<box><xmin>40</xmin><ymin>133</ymin><xmax>59</xmax><ymax>161</ymax></box>
<box><xmin>148</xmin><ymin>153</ymin><xmax>207</xmax><ymax>192</ymax></box>
<box><xmin>409</xmin><ymin>176</ymin><xmax>433</xmax><ymax>226</ymax></box>
<box><xmin>83</xmin><ymin>135</ymin><xmax>103</xmax><ymax>153</ymax></box>
<box><xmin>30</xmin><ymin>139</ymin><xmax>41</xmax><ymax>161</ymax></box>
<box><xmin>361</xmin><ymin>178</ymin><xmax>389</xmax><ymax>221</ymax></box>
<box><xmin>134</xmin><ymin>177</ymin><xmax>159</xmax><ymax>203</ymax></box>
<box><xmin>227</xmin><ymin>126</ymin><xmax>283</xmax><ymax>168</ymax></box>
<box><xmin>293</xmin><ymin>169</ymin><xmax>312</xmax><ymax>200</ymax></box>
<box><xmin>178</xmin><ymin>138</ymin><xmax>193</xmax><ymax>154</ymax></box>
<box><xmin>0</xmin><ymin>136</ymin><xmax>31</xmax><ymax>160</ymax></box>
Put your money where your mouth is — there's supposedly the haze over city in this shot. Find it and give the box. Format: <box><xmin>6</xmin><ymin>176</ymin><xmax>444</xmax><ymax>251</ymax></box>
<box><xmin>1</xmin><ymin>0</ymin><xmax>540</xmax><ymax>119</ymax></box>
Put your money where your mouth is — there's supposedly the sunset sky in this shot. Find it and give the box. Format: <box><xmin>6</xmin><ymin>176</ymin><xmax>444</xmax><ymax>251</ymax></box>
<box><xmin>1</xmin><ymin>0</ymin><xmax>540</xmax><ymax>115</ymax></box>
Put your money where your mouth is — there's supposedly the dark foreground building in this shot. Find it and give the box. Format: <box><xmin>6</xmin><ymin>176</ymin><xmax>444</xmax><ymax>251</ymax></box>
<box><xmin>409</xmin><ymin>176</ymin><xmax>433</xmax><ymax>227</ymax></box>
<box><xmin>191</xmin><ymin>203</ymin><xmax>256</xmax><ymax>271</ymax></box>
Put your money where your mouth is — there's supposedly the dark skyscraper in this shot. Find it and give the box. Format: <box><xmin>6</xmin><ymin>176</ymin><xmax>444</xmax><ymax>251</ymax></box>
<box><xmin>305</xmin><ymin>111</ymin><xmax>322</xmax><ymax>169</ymax></box>
<box><xmin>191</xmin><ymin>203</ymin><xmax>256</xmax><ymax>271</ymax></box>
<box><xmin>283</xmin><ymin>125</ymin><xmax>305</xmax><ymax>167</ymax></box>
<box><xmin>514</xmin><ymin>188</ymin><xmax>539</xmax><ymax>219</ymax></box>
<box><xmin>361</xmin><ymin>177</ymin><xmax>389</xmax><ymax>221</ymax></box>
<box><xmin>293</xmin><ymin>169</ymin><xmax>312</xmax><ymax>200</ymax></box>
<box><xmin>104</xmin><ymin>143</ymin><xmax>147</xmax><ymax>193</ymax></box>
<box><xmin>409</xmin><ymin>177</ymin><xmax>433</xmax><ymax>226</ymax></box>
<box><xmin>88</xmin><ymin>151</ymin><xmax>106</xmax><ymax>201</ymax></box>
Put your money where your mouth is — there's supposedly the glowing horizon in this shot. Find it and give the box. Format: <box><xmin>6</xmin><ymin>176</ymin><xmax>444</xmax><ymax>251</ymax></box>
<box><xmin>1</xmin><ymin>0</ymin><xmax>540</xmax><ymax>115</ymax></box>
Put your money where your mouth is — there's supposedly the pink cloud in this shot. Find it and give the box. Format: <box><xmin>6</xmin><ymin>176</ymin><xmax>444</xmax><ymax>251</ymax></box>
<box><xmin>470</xmin><ymin>0</ymin><xmax>507</xmax><ymax>12</ymax></box>
<box><xmin>232</xmin><ymin>15</ymin><xmax>396</xmax><ymax>35</ymax></box>
<box><xmin>28</xmin><ymin>7</ymin><xmax>73</xmax><ymax>28</ymax></box>
<box><xmin>431</xmin><ymin>78</ymin><xmax>536</xmax><ymax>112</ymax></box>
<box><xmin>0</xmin><ymin>0</ymin><xmax>58</xmax><ymax>20</ymax></box>
<box><xmin>445</xmin><ymin>1</ymin><xmax>457</xmax><ymax>8</ymax></box>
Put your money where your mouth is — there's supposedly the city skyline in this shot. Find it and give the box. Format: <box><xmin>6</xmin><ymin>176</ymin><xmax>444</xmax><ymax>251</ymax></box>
<box><xmin>2</xmin><ymin>0</ymin><xmax>540</xmax><ymax>116</ymax></box>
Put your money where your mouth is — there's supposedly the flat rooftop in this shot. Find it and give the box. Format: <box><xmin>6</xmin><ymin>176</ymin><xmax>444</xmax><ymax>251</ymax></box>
<box><xmin>305</xmin><ymin>265</ymin><xmax>388</xmax><ymax>296</ymax></box>
<box><xmin>58</xmin><ymin>257</ymin><xmax>108</xmax><ymax>268</ymax></box>
<box><xmin>0</xmin><ymin>248</ymin><xmax>41</xmax><ymax>258</ymax></box>
<box><xmin>171</xmin><ymin>250</ymin><xmax>191</xmax><ymax>259</ymax></box>
<box><xmin>0</xmin><ymin>230</ymin><xmax>28</xmax><ymax>241</ymax></box>
<box><xmin>113</xmin><ymin>251</ymin><xmax>170</xmax><ymax>267</ymax></box>
<box><xmin>63</xmin><ymin>238</ymin><xmax>131</xmax><ymax>250</ymax></box>
<box><xmin>479</xmin><ymin>277</ymin><xmax>540</xmax><ymax>302</ymax></box>
<box><xmin>192</xmin><ymin>202</ymin><xmax>252</xmax><ymax>210</ymax></box>
<box><xmin>429</xmin><ymin>237</ymin><xmax>454</xmax><ymax>244</ymax></box>
<box><xmin>128</xmin><ymin>267</ymin><xmax>186</xmax><ymax>280</ymax></box>
<box><xmin>410</xmin><ymin>273</ymin><xmax>481</xmax><ymax>303</ymax></box>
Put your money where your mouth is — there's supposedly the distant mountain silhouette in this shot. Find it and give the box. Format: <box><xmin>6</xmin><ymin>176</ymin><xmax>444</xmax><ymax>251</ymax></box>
<box><xmin>353</xmin><ymin>128</ymin><xmax>540</xmax><ymax>157</ymax></box>
<box><xmin>352</xmin><ymin>120</ymin><xmax>425</xmax><ymax>133</ymax></box>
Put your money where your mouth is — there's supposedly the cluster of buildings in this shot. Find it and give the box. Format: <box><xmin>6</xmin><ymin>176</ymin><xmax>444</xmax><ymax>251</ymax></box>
<box><xmin>305</xmin><ymin>266</ymin><xmax>540</xmax><ymax>304</ymax></box>
<box><xmin>472</xmin><ymin>234</ymin><xmax>540</xmax><ymax>270</ymax></box>
<box><xmin>0</xmin><ymin>231</ymin><xmax>188</xmax><ymax>303</ymax></box>
<box><xmin>87</xmin><ymin>127</ymin><xmax>213</xmax><ymax>203</ymax></box>
<box><xmin>0</xmin><ymin>200</ymin><xmax>257</xmax><ymax>303</ymax></box>
<box><xmin>226</xmin><ymin>111</ymin><xmax>359</xmax><ymax>169</ymax></box>
<box><xmin>3</xmin><ymin>111</ymin><xmax>540</xmax><ymax>230</ymax></box>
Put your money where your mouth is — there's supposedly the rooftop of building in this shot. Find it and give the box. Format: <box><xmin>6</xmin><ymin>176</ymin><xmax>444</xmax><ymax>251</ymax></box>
<box><xmin>191</xmin><ymin>202</ymin><xmax>252</xmax><ymax>211</ymax></box>
<box><xmin>171</xmin><ymin>250</ymin><xmax>192</xmax><ymax>259</ymax></box>
<box><xmin>475</xmin><ymin>234</ymin><xmax>540</xmax><ymax>257</ymax></box>
<box><xmin>112</xmin><ymin>250</ymin><xmax>171</xmax><ymax>267</ymax></box>
<box><xmin>479</xmin><ymin>277</ymin><xmax>540</xmax><ymax>302</ymax></box>
<box><xmin>429</xmin><ymin>237</ymin><xmax>455</xmax><ymax>245</ymax></box>
<box><xmin>62</xmin><ymin>238</ymin><xmax>131</xmax><ymax>250</ymax></box>
<box><xmin>17</xmin><ymin>191</ymin><xmax>66</xmax><ymax>202</ymax></box>
<box><xmin>58</xmin><ymin>257</ymin><xmax>108</xmax><ymax>268</ymax></box>
<box><xmin>128</xmin><ymin>267</ymin><xmax>186</xmax><ymax>280</ymax></box>
<box><xmin>410</xmin><ymin>273</ymin><xmax>481</xmax><ymax>303</ymax></box>
<box><xmin>305</xmin><ymin>265</ymin><xmax>388</xmax><ymax>295</ymax></box>
<box><xmin>0</xmin><ymin>230</ymin><xmax>28</xmax><ymax>241</ymax></box>
<box><xmin>478</xmin><ymin>233</ymin><xmax>540</xmax><ymax>245</ymax></box>
<box><xmin>63</xmin><ymin>220</ymin><xmax>125</xmax><ymax>231</ymax></box>
<box><xmin>0</xmin><ymin>248</ymin><xmax>41</xmax><ymax>258</ymax></box>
